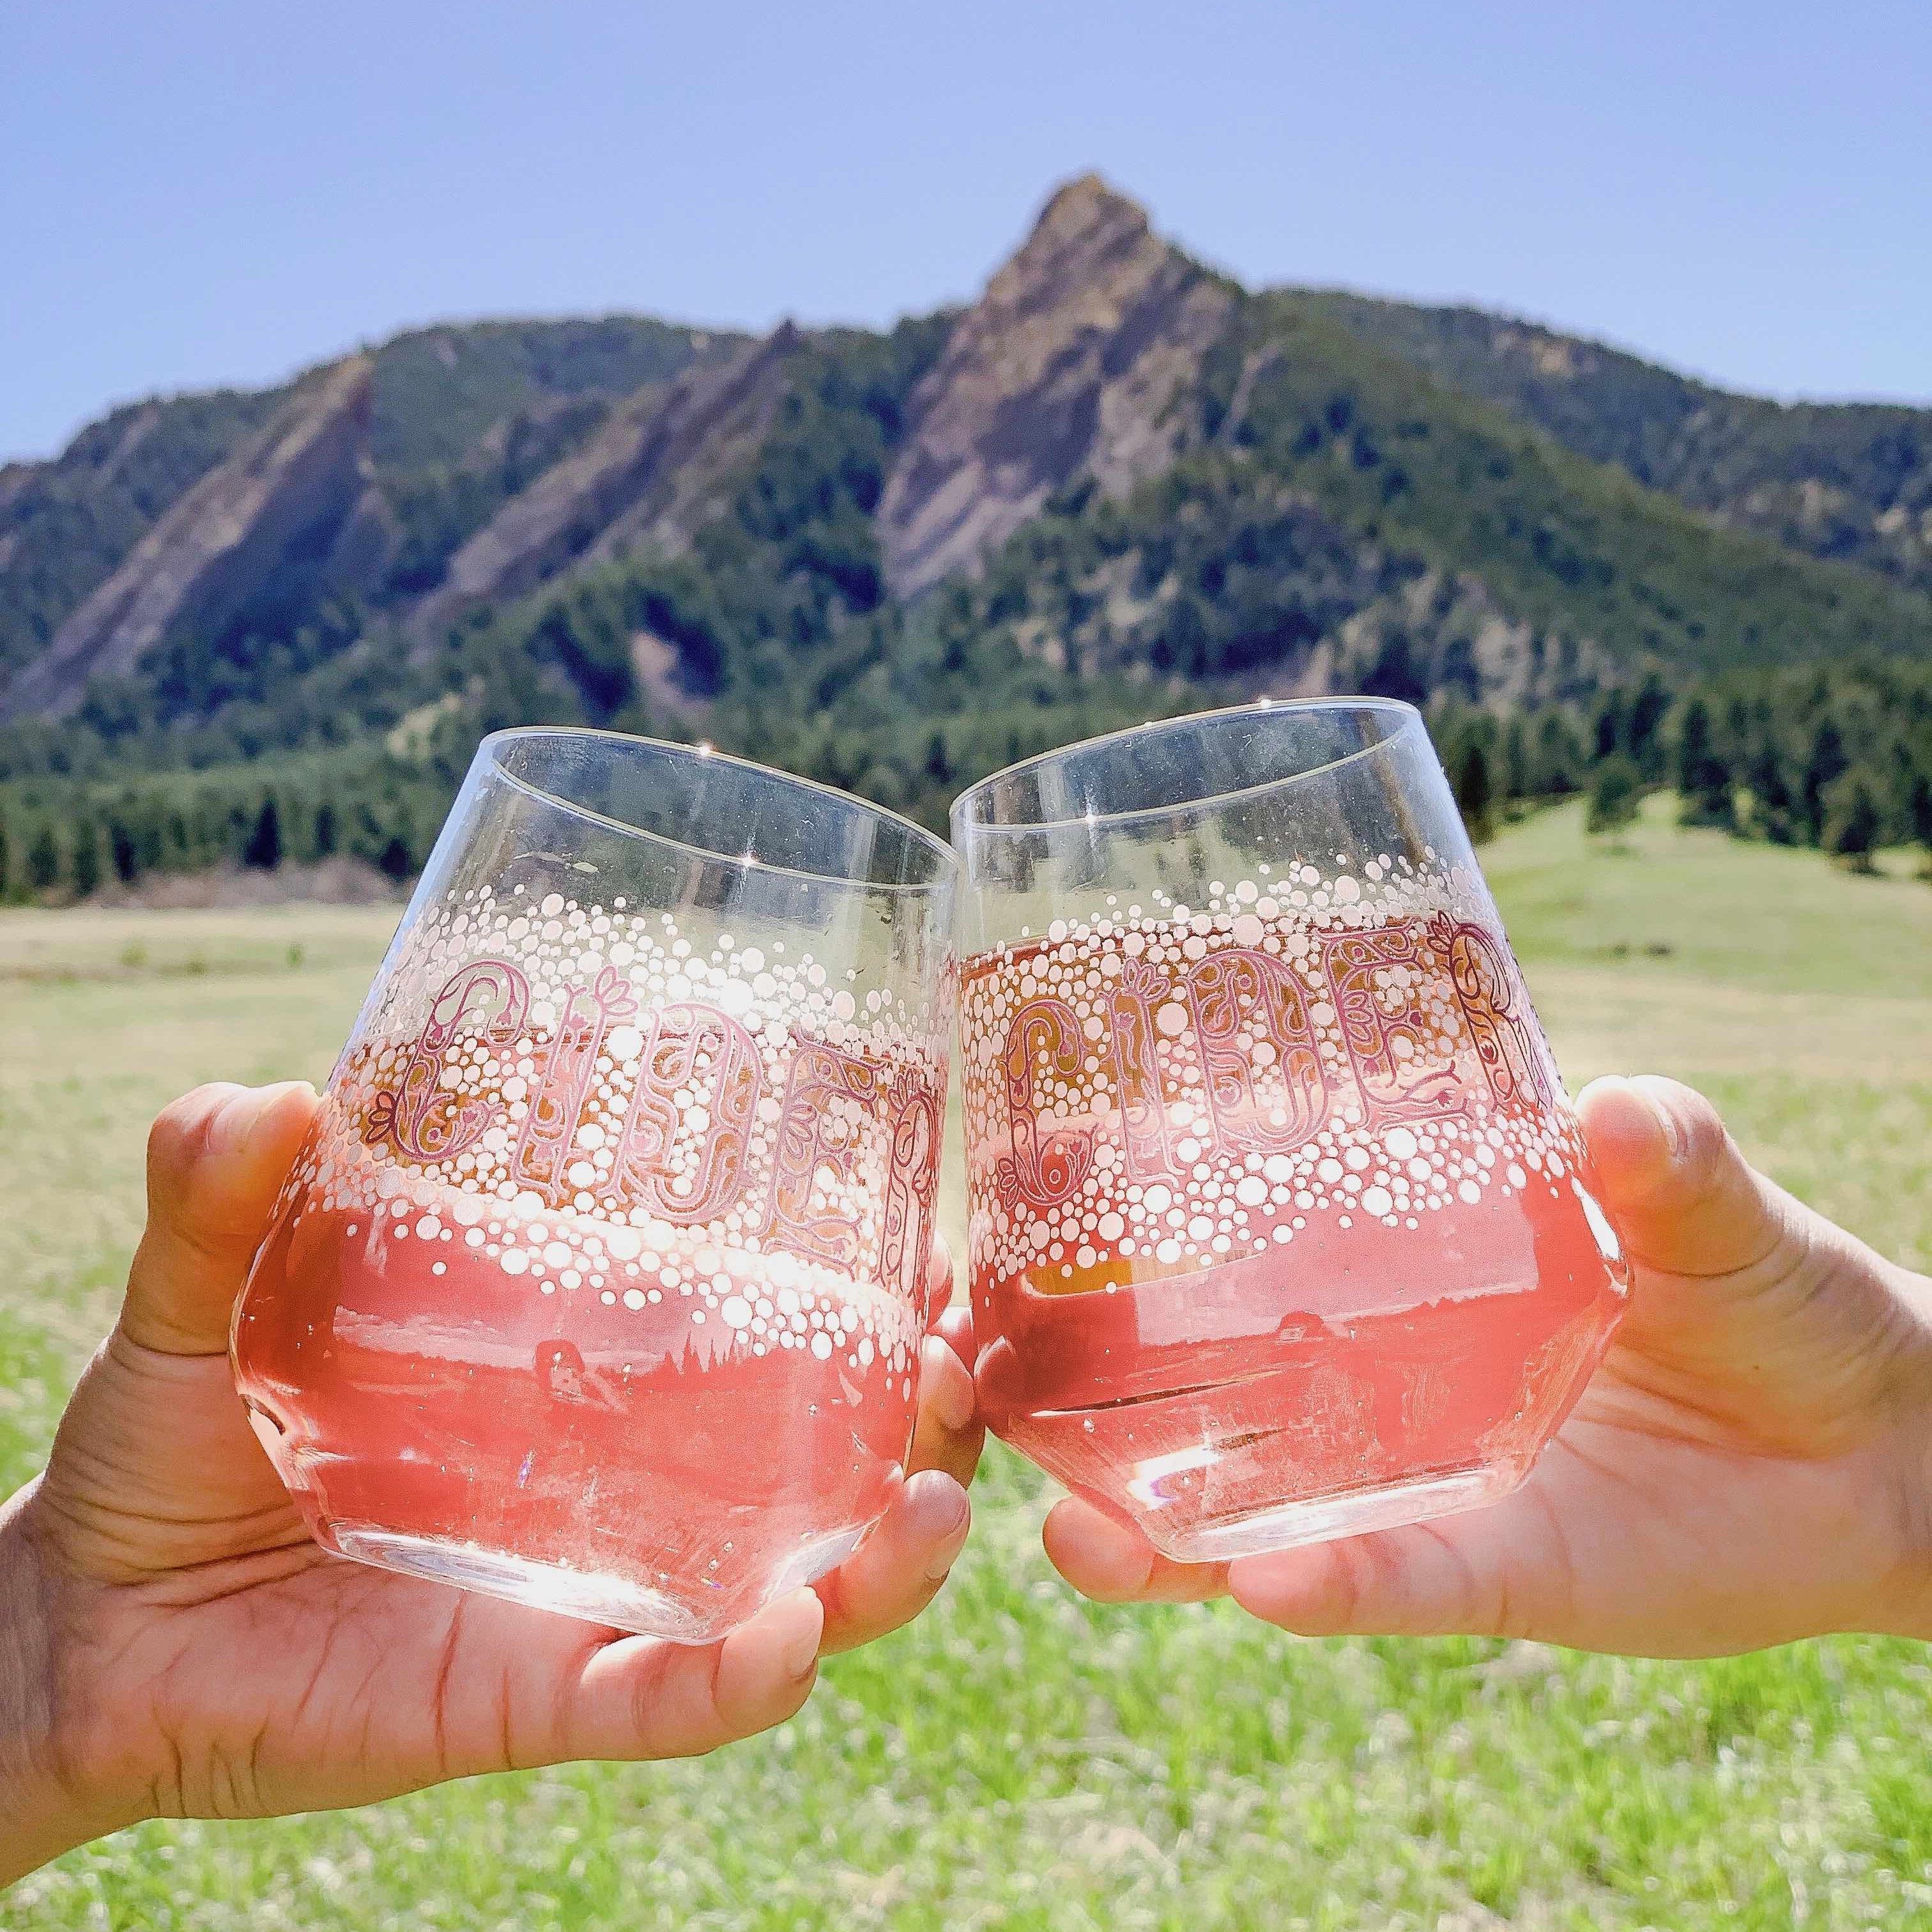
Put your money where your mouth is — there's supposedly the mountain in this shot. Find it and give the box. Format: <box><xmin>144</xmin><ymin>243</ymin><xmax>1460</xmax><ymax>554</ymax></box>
<box><xmin>4</xmin><ymin>358</ymin><xmax>376</xmax><ymax>719</ymax></box>
<box><xmin>943</xmin><ymin>285</ymin><xmax>1926</xmax><ymax>708</ymax></box>
<box><xmin>877</xmin><ymin>174</ymin><xmax>1235</xmax><ymax>597</ymax></box>
<box><xmin>0</xmin><ymin>176</ymin><xmax>1928</xmax><ymax>896</ymax></box>
<box><xmin>1302</xmin><ymin>291</ymin><xmax>1932</xmax><ymax>594</ymax></box>
<box><xmin>404</xmin><ymin>323</ymin><xmax>804</xmax><ymax>648</ymax></box>
<box><xmin>0</xmin><ymin>316</ymin><xmax>744</xmax><ymax>702</ymax></box>
<box><xmin>0</xmin><ymin>386</ymin><xmax>289</xmax><ymax>688</ymax></box>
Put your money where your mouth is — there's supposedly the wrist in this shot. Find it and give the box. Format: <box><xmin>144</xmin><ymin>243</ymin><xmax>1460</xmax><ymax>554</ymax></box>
<box><xmin>0</xmin><ymin>1483</ymin><xmax>127</xmax><ymax>1885</ymax></box>
<box><xmin>1869</xmin><ymin>1267</ymin><xmax>1932</xmax><ymax>1643</ymax></box>
<box><xmin>1876</xmin><ymin>1459</ymin><xmax>1932</xmax><ymax>1645</ymax></box>
<box><xmin>1873</xmin><ymin>1519</ymin><xmax>1932</xmax><ymax>1645</ymax></box>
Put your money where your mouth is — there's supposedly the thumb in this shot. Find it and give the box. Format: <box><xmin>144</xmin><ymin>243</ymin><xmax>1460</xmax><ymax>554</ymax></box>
<box><xmin>1575</xmin><ymin>1075</ymin><xmax>1911</xmax><ymax>1457</ymax></box>
<box><xmin>1575</xmin><ymin>1074</ymin><xmax>1793</xmax><ymax>1282</ymax></box>
<box><xmin>121</xmin><ymin>1080</ymin><xmax>319</xmax><ymax>1355</ymax></box>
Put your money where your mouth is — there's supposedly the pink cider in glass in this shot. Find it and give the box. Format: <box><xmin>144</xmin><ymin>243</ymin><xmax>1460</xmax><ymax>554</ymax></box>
<box><xmin>235</xmin><ymin>893</ymin><xmax>947</xmax><ymax>1643</ymax></box>
<box><xmin>962</xmin><ymin>882</ymin><xmax>1627</xmax><ymax>1562</ymax></box>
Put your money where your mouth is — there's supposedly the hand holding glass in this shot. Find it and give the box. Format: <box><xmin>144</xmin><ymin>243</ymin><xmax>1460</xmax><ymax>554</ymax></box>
<box><xmin>233</xmin><ymin>730</ymin><xmax>954</xmax><ymax>1643</ymax></box>
<box><xmin>953</xmin><ymin>701</ymin><xmax>1627</xmax><ymax>1561</ymax></box>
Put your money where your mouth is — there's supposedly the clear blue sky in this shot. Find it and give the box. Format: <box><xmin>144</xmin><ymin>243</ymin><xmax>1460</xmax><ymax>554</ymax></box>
<box><xmin>3</xmin><ymin>0</ymin><xmax>1928</xmax><ymax>461</ymax></box>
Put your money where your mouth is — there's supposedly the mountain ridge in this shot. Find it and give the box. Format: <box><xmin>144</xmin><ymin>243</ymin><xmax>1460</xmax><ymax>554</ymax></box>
<box><xmin>2</xmin><ymin>358</ymin><xmax>377</xmax><ymax>719</ymax></box>
<box><xmin>877</xmin><ymin>174</ymin><xmax>1235</xmax><ymax>597</ymax></box>
<box><xmin>0</xmin><ymin>316</ymin><xmax>743</xmax><ymax>697</ymax></box>
<box><xmin>404</xmin><ymin>322</ymin><xmax>805</xmax><ymax>649</ymax></box>
<box><xmin>0</xmin><ymin>176</ymin><xmax>1925</xmax><ymax>878</ymax></box>
<box><xmin>1300</xmin><ymin>289</ymin><xmax>1932</xmax><ymax>594</ymax></box>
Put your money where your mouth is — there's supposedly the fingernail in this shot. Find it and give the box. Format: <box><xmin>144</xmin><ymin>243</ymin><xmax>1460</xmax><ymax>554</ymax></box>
<box><xmin>1636</xmin><ymin>1082</ymin><xmax>1682</xmax><ymax>1163</ymax></box>
<box><xmin>210</xmin><ymin>1081</ymin><xmax>307</xmax><ymax>1156</ymax></box>
<box><xmin>779</xmin><ymin>1593</ymin><xmax>823</xmax><ymax>1679</ymax></box>
<box><xmin>924</xmin><ymin>1338</ymin><xmax>976</xmax><ymax>1433</ymax></box>
<box><xmin>918</xmin><ymin>1485</ymin><xmax>972</xmax><ymax>1581</ymax></box>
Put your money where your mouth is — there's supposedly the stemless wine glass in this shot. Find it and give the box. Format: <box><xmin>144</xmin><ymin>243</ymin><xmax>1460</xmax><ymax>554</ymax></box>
<box><xmin>233</xmin><ymin>729</ymin><xmax>954</xmax><ymax>1643</ymax></box>
<box><xmin>952</xmin><ymin>698</ymin><xmax>1627</xmax><ymax>1563</ymax></box>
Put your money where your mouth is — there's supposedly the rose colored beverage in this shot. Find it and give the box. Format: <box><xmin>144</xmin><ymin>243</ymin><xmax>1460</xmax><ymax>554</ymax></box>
<box><xmin>961</xmin><ymin>894</ymin><xmax>1627</xmax><ymax>1561</ymax></box>
<box><xmin>231</xmin><ymin>729</ymin><xmax>954</xmax><ymax>1643</ymax></box>
<box><xmin>236</xmin><ymin>1068</ymin><xmax>922</xmax><ymax>1639</ymax></box>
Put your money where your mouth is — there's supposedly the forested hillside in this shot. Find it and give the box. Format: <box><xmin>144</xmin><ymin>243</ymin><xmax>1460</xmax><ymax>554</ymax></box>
<box><xmin>1</xmin><ymin>177</ymin><xmax>1927</xmax><ymax>900</ymax></box>
<box><xmin>1306</xmin><ymin>290</ymin><xmax>1932</xmax><ymax>594</ymax></box>
<box><xmin>0</xmin><ymin>317</ymin><xmax>742</xmax><ymax>690</ymax></box>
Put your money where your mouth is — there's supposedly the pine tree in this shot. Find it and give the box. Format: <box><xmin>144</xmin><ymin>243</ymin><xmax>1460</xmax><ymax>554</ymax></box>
<box><xmin>1592</xmin><ymin>689</ymin><xmax>1627</xmax><ymax>763</ymax></box>
<box><xmin>1454</xmin><ymin>740</ymin><xmax>1495</xmax><ymax>843</ymax></box>
<box><xmin>1534</xmin><ymin>712</ymin><xmax>1582</xmax><ymax>795</ymax></box>
<box><xmin>1747</xmin><ymin>726</ymin><xmax>1800</xmax><ymax>845</ymax></box>
<box><xmin>27</xmin><ymin>822</ymin><xmax>60</xmax><ymax>894</ymax></box>
<box><xmin>243</xmin><ymin>796</ymin><xmax>282</xmax><ymax>870</ymax></box>
<box><xmin>1802</xmin><ymin>716</ymin><xmax>1850</xmax><ymax>845</ymax></box>
<box><xmin>71</xmin><ymin>816</ymin><xmax>104</xmax><ymax>897</ymax></box>
<box><xmin>1501</xmin><ymin>714</ymin><xmax>1529</xmax><ymax>801</ymax></box>
<box><xmin>1822</xmin><ymin>769</ymin><xmax>1883</xmax><ymax>873</ymax></box>
<box><xmin>1626</xmin><ymin>673</ymin><xmax>1672</xmax><ymax>781</ymax></box>
<box><xmin>1907</xmin><ymin>765</ymin><xmax>1932</xmax><ymax>878</ymax></box>
<box><xmin>1675</xmin><ymin>695</ymin><xmax>1735</xmax><ymax>829</ymax></box>
<box><xmin>109</xmin><ymin>815</ymin><xmax>139</xmax><ymax>884</ymax></box>
<box><xmin>1587</xmin><ymin>756</ymin><xmax>1643</xmax><ymax>837</ymax></box>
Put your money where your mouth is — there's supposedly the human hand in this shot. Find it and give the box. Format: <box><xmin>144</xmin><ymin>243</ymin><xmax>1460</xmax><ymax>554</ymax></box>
<box><xmin>1</xmin><ymin>1082</ymin><xmax>981</xmax><ymax>1881</ymax></box>
<box><xmin>1044</xmin><ymin>1075</ymin><xmax>1932</xmax><ymax>1659</ymax></box>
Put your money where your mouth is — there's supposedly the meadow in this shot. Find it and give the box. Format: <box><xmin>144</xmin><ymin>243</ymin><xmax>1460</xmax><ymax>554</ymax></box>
<box><xmin>4</xmin><ymin>797</ymin><xmax>1932</xmax><ymax>1930</ymax></box>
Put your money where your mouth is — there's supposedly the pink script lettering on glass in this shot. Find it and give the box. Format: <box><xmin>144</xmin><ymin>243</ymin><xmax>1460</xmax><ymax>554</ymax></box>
<box><xmin>994</xmin><ymin>997</ymin><xmax>1094</xmax><ymax>1211</ymax></box>
<box><xmin>365</xmin><ymin>958</ymin><xmax>530</xmax><ymax>1161</ymax></box>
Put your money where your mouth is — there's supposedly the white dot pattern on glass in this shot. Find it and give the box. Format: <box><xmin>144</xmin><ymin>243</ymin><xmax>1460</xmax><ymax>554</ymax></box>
<box><xmin>961</xmin><ymin>855</ymin><xmax>1601</xmax><ymax>1296</ymax></box>
<box><xmin>274</xmin><ymin>884</ymin><xmax>951</xmax><ymax>1379</ymax></box>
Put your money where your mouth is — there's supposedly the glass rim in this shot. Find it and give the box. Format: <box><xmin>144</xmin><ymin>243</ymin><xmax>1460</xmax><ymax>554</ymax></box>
<box><xmin>480</xmin><ymin>725</ymin><xmax>956</xmax><ymax>895</ymax></box>
<box><xmin>947</xmin><ymin>696</ymin><xmax>1428</xmax><ymax>835</ymax></box>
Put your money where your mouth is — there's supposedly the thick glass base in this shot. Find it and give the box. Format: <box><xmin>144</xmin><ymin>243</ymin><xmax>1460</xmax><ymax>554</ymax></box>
<box><xmin>321</xmin><ymin>1518</ymin><xmax>867</xmax><ymax>1646</ymax></box>
<box><xmin>983</xmin><ymin>1252</ymin><xmax>1624</xmax><ymax>1572</ymax></box>
<box><xmin>234</xmin><ymin>1170</ymin><xmax>922</xmax><ymax>1650</ymax></box>
<box><xmin>1144</xmin><ymin>1460</ymin><xmax>1522</xmax><ymax>1564</ymax></box>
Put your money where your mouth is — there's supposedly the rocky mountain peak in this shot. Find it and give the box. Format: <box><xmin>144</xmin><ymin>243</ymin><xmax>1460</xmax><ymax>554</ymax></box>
<box><xmin>1024</xmin><ymin>171</ymin><xmax>1151</xmax><ymax>252</ymax></box>
<box><xmin>0</xmin><ymin>461</ymin><xmax>45</xmax><ymax>517</ymax></box>
<box><xmin>876</xmin><ymin>174</ymin><xmax>1235</xmax><ymax>598</ymax></box>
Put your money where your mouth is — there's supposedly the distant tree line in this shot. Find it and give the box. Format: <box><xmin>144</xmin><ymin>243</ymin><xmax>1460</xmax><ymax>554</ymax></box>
<box><xmin>1432</xmin><ymin>659</ymin><xmax>1932</xmax><ymax>872</ymax></box>
<box><xmin>0</xmin><ymin>754</ymin><xmax>456</xmax><ymax>902</ymax></box>
<box><xmin>5</xmin><ymin>657</ymin><xmax>1928</xmax><ymax>904</ymax></box>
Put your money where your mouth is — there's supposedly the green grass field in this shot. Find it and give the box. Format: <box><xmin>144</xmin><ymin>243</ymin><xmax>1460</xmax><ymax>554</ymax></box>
<box><xmin>5</xmin><ymin>799</ymin><xmax>1932</xmax><ymax>1929</ymax></box>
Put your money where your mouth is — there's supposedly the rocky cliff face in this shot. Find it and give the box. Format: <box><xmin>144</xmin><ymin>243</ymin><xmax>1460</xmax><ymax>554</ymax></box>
<box><xmin>876</xmin><ymin>175</ymin><xmax>1236</xmax><ymax>598</ymax></box>
<box><xmin>407</xmin><ymin>325</ymin><xmax>803</xmax><ymax>647</ymax></box>
<box><xmin>0</xmin><ymin>467</ymin><xmax>36</xmax><ymax>569</ymax></box>
<box><xmin>0</xmin><ymin>358</ymin><xmax>373</xmax><ymax>717</ymax></box>
<box><xmin>0</xmin><ymin>462</ymin><xmax>44</xmax><ymax>519</ymax></box>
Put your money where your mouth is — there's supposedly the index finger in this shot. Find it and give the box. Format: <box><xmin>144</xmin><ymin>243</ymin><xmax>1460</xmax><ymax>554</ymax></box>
<box><xmin>1042</xmin><ymin>1496</ymin><xmax>1230</xmax><ymax>1604</ymax></box>
<box><xmin>923</xmin><ymin>1233</ymin><xmax>957</xmax><ymax>1334</ymax></box>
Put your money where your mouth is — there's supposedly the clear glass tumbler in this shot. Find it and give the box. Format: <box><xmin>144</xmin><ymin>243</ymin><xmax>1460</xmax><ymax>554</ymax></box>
<box><xmin>234</xmin><ymin>729</ymin><xmax>955</xmax><ymax>1641</ymax></box>
<box><xmin>952</xmin><ymin>699</ymin><xmax>1627</xmax><ymax>1562</ymax></box>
